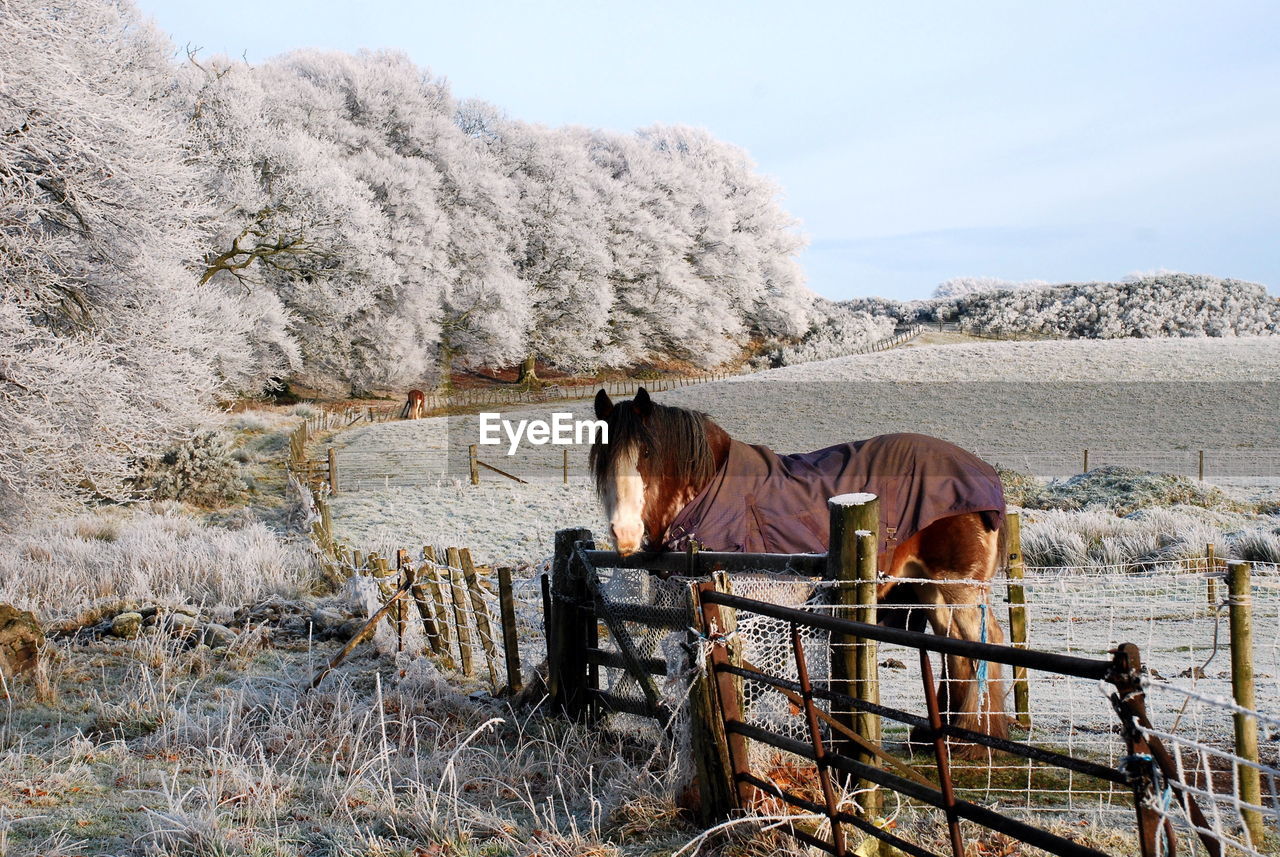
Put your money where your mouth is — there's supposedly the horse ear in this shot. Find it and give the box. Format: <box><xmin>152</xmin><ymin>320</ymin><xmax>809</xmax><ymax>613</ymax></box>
<box><xmin>594</xmin><ymin>389</ymin><xmax>613</xmax><ymax>420</ymax></box>
<box><xmin>634</xmin><ymin>386</ymin><xmax>652</xmax><ymax>415</ymax></box>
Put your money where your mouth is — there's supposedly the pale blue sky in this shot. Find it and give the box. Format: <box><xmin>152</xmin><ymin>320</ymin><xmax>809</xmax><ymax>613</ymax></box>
<box><xmin>136</xmin><ymin>0</ymin><xmax>1280</xmax><ymax>300</ymax></box>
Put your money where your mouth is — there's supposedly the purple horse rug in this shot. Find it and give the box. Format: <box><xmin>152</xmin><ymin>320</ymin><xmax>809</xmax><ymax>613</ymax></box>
<box><xmin>662</xmin><ymin>432</ymin><xmax>1005</xmax><ymax>564</ymax></box>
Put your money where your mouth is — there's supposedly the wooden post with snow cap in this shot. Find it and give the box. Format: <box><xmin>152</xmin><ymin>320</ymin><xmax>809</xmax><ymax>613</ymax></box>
<box><xmin>827</xmin><ymin>492</ymin><xmax>881</xmax><ymax>819</ymax></box>
<box><xmin>468</xmin><ymin>444</ymin><xmax>480</xmax><ymax>485</ymax></box>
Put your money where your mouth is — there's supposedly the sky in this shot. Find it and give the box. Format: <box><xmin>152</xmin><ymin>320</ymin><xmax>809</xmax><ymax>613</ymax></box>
<box><xmin>134</xmin><ymin>0</ymin><xmax>1280</xmax><ymax>301</ymax></box>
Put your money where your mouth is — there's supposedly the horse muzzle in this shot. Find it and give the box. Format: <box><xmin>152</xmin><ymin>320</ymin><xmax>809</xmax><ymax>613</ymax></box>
<box><xmin>610</xmin><ymin>521</ymin><xmax>644</xmax><ymax>556</ymax></box>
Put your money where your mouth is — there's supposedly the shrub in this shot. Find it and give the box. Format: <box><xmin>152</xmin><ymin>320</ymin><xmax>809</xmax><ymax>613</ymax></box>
<box><xmin>143</xmin><ymin>432</ymin><xmax>247</xmax><ymax>505</ymax></box>
<box><xmin>751</xmin><ymin>301</ymin><xmax>898</xmax><ymax>368</ymax></box>
<box><xmin>996</xmin><ymin>467</ymin><xmax>1045</xmax><ymax>508</ymax></box>
<box><xmin>1025</xmin><ymin>465</ymin><xmax>1241</xmax><ymax>516</ymax></box>
<box><xmin>952</xmin><ymin>273</ymin><xmax>1280</xmax><ymax>339</ymax></box>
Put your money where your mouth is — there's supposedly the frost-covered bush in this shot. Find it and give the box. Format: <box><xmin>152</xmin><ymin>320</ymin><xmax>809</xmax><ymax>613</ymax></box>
<box><xmin>185</xmin><ymin>50</ymin><xmax>812</xmax><ymax>390</ymax></box>
<box><xmin>289</xmin><ymin>403</ymin><xmax>322</xmax><ymax>420</ymax></box>
<box><xmin>143</xmin><ymin>432</ymin><xmax>247</xmax><ymax>505</ymax></box>
<box><xmin>996</xmin><ymin>467</ymin><xmax>1046</xmax><ymax>508</ymax></box>
<box><xmin>0</xmin><ymin>0</ymin><xmax>297</xmax><ymax>526</ymax></box>
<box><xmin>932</xmin><ymin>277</ymin><xmax>1051</xmax><ymax>299</ymax></box>
<box><xmin>752</xmin><ymin>301</ymin><xmax>897</xmax><ymax>368</ymax></box>
<box><xmin>954</xmin><ymin>274</ymin><xmax>1280</xmax><ymax>339</ymax></box>
<box><xmin>1026</xmin><ymin>466</ymin><xmax>1243</xmax><ymax>516</ymax></box>
<box><xmin>834</xmin><ymin>296</ymin><xmax>917</xmax><ymax>323</ymax></box>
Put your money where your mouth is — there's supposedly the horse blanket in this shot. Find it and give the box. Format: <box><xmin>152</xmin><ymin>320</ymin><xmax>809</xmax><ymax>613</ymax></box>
<box><xmin>661</xmin><ymin>432</ymin><xmax>1005</xmax><ymax>564</ymax></box>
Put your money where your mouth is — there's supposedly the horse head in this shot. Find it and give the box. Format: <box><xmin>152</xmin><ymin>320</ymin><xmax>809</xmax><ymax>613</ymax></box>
<box><xmin>589</xmin><ymin>387</ymin><xmax>728</xmax><ymax>555</ymax></box>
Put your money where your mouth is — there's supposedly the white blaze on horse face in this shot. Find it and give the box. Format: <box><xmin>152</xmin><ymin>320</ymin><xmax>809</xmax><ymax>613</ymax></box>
<box><xmin>605</xmin><ymin>445</ymin><xmax>646</xmax><ymax>555</ymax></box>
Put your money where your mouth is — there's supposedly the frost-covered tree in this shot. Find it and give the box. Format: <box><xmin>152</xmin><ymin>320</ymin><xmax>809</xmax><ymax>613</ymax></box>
<box><xmin>463</xmin><ymin>117</ymin><xmax>614</xmax><ymax>379</ymax></box>
<box><xmin>753</xmin><ymin>300</ymin><xmax>898</xmax><ymax>368</ymax></box>
<box><xmin>0</xmin><ymin>0</ymin><xmax>281</xmax><ymax>522</ymax></box>
<box><xmin>932</xmin><ymin>276</ymin><xmax>1051</xmax><ymax>299</ymax></box>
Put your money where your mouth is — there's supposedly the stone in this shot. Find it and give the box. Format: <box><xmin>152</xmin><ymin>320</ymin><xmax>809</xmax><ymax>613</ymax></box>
<box><xmin>0</xmin><ymin>604</ymin><xmax>43</xmax><ymax>679</ymax></box>
<box><xmin>110</xmin><ymin>612</ymin><xmax>143</xmax><ymax>640</ymax></box>
<box><xmin>166</xmin><ymin>612</ymin><xmax>199</xmax><ymax>636</ymax></box>
<box><xmin>201</xmin><ymin>623</ymin><xmax>237</xmax><ymax>648</ymax></box>
<box><xmin>310</xmin><ymin>607</ymin><xmax>345</xmax><ymax>633</ymax></box>
<box><xmin>880</xmin><ymin>658</ymin><xmax>907</xmax><ymax>670</ymax></box>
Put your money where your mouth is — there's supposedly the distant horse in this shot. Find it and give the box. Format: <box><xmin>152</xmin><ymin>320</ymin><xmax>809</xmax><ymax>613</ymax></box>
<box><xmin>589</xmin><ymin>387</ymin><xmax>1010</xmax><ymax>752</ymax></box>
<box><xmin>401</xmin><ymin>389</ymin><xmax>426</xmax><ymax>420</ymax></box>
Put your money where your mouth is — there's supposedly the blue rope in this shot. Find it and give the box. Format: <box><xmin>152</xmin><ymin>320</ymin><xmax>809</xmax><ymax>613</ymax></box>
<box><xmin>1121</xmin><ymin>753</ymin><xmax>1176</xmax><ymax>857</ymax></box>
<box><xmin>976</xmin><ymin>603</ymin><xmax>989</xmax><ymax>699</ymax></box>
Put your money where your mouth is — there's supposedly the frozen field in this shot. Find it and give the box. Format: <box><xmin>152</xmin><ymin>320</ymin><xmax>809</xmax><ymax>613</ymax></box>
<box><xmin>328</xmin><ymin>337</ymin><xmax>1279</xmax><ymax>566</ymax></box>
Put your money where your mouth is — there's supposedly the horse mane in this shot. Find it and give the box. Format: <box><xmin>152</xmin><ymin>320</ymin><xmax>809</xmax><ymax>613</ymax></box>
<box><xmin>589</xmin><ymin>400</ymin><xmax>719</xmax><ymax>498</ymax></box>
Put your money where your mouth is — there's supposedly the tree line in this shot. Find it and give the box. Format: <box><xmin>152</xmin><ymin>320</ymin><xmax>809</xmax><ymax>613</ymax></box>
<box><xmin>0</xmin><ymin>0</ymin><xmax>812</xmax><ymax>519</ymax></box>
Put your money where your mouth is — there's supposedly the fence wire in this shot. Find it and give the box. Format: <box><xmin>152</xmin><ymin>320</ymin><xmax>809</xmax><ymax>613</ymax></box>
<box><xmin>583</xmin><ymin>557</ymin><xmax>1279</xmax><ymax>852</ymax></box>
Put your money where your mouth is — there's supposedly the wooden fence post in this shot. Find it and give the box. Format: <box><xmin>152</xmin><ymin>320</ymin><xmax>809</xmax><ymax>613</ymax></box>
<box><xmin>686</xmin><ymin>577</ymin><xmax>737</xmax><ymax>822</ymax></box>
<box><xmin>395</xmin><ymin>550</ymin><xmax>413</xmax><ymax>652</ymax></box>
<box><xmin>317</xmin><ymin>495</ymin><xmax>333</xmax><ymax>543</ymax></box>
<box><xmin>1206</xmin><ymin>543</ymin><xmax>1218</xmax><ymax>613</ymax></box>
<box><xmin>1198</xmin><ymin>449</ymin><xmax>1205</xmax><ymax>481</ymax></box>
<box><xmin>497</xmin><ymin>567</ymin><xmax>522</xmax><ymax>695</ymax></box>
<box><xmin>691</xmin><ymin>571</ymin><xmax>753</xmax><ymax>814</ymax></box>
<box><xmin>856</xmin><ymin>521</ymin><xmax>882</xmax><ymax>820</ymax></box>
<box><xmin>828</xmin><ymin>492</ymin><xmax>880</xmax><ymax>818</ymax></box>
<box><xmin>1083</xmin><ymin>448</ymin><xmax>1089</xmax><ymax>473</ymax></box>
<box><xmin>547</xmin><ymin>528</ymin><xmax>593</xmax><ymax>718</ymax></box>
<box><xmin>563</xmin><ymin>448</ymin><xmax>569</xmax><ymax>485</ymax></box>
<box><xmin>420</xmin><ymin>547</ymin><xmax>455</xmax><ymax>670</ymax></box>
<box><xmin>1226</xmin><ymin>561</ymin><xmax>1263</xmax><ymax>846</ymax></box>
<box><xmin>1005</xmin><ymin>511</ymin><xmax>1031</xmax><ymax>727</ymax></box>
<box><xmin>460</xmin><ymin>548</ymin><xmax>501</xmax><ymax>692</ymax></box>
<box><xmin>469</xmin><ymin>444</ymin><xmax>480</xmax><ymax>485</ymax></box>
<box><xmin>445</xmin><ymin>547</ymin><xmax>475</xmax><ymax>676</ymax></box>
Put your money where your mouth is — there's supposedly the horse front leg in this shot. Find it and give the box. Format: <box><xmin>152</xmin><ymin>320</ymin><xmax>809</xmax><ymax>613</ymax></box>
<box><xmin>912</xmin><ymin>580</ymin><xmax>1009</xmax><ymax>757</ymax></box>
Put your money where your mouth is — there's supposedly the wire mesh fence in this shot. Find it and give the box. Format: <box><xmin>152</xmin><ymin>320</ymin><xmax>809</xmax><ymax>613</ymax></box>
<box><xmin>582</xmin><ymin>557</ymin><xmax>1279</xmax><ymax>852</ymax></box>
<box><xmin>331</xmin><ymin>445</ymin><xmax>1280</xmax><ymax>491</ymax></box>
<box><xmin>977</xmin><ymin>449</ymin><xmax>1280</xmax><ymax>486</ymax></box>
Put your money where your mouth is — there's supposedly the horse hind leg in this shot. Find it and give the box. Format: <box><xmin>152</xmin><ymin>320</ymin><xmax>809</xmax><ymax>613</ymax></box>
<box><xmin>910</xmin><ymin>517</ymin><xmax>1010</xmax><ymax>758</ymax></box>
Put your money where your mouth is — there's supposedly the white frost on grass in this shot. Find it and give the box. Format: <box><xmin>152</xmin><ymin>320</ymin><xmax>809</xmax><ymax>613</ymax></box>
<box><xmin>0</xmin><ymin>508</ymin><xmax>315</xmax><ymax>619</ymax></box>
<box><xmin>325</xmin><ymin>338</ymin><xmax>1279</xmax><ymax>566</ymax></box>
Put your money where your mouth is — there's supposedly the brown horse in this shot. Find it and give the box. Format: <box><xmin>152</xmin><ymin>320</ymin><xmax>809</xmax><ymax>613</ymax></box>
<box><xmin>589</xmin><ymin>387</ymin><xmax>1010</xmax><ymax>751</ymax></box>
<box><xmin>401</xmin><ymin>389</ymin><xmax>426</xmax><ymax>420</ymax></box>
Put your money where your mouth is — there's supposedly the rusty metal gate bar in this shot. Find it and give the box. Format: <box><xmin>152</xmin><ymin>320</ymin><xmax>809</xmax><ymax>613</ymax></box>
<box><xmin>697</xmin><ymin>586</ymin><xmax>1221</xmax><ymax>857</ymax></box>
<box><xmin>919</xmin><ymin>649</ymin><xmax>965</xmax><ymax>857</ymax></box>
<box><xmin>791</xmin><ymin>623</ymin><xmax>847</xmax><ymax>856</ymax></box>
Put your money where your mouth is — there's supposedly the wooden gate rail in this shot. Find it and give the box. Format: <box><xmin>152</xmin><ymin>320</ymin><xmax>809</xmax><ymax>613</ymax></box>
<box><xmin>697</xmin><ymin>586</ymin><xmax>1220</xmax><ymax>857</ymax></box>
